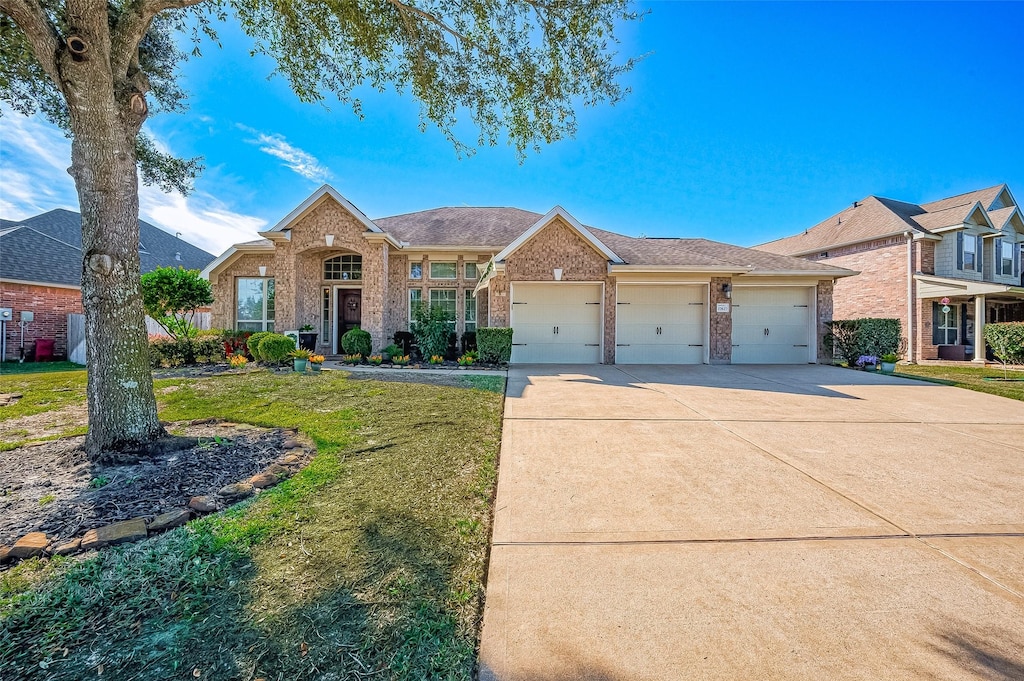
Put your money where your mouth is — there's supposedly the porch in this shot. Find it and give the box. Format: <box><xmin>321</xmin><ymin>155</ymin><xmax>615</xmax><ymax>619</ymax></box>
<box><xmin>916</xmin><ymin>274</ymin><xmax>1024</xmax><ymax>362</ymax></box>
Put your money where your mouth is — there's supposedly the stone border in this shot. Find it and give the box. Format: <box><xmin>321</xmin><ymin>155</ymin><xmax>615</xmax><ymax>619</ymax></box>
<box><xmin>0</xmin><ymin>428</ymin><xmax>315</xmax><ymax>566</ymax></box>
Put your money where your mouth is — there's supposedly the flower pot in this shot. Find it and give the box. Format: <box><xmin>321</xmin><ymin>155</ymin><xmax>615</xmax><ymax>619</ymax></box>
<box><xmin>293</xmin><ymin>358</ymin><xmax>308</xmax><ymax>373</ymax></box>
<box><xmin>298</xmin><ymin>333</ymin><xmax>318</xmax><ymax>351</ymax></box>
<box><xmin>880</xmin><ymin>361</ymin><xmax>896</xmax><ymax>373</ymax></box>
<box><xmin>310</xmin><ymin>362</ymin><xmax>322</xmax><ymax>373</ymax></box>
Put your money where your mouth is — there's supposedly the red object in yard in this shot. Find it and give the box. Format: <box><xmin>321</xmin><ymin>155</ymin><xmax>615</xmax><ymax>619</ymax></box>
<box><xmin>34</xmin><ymin>338</ymin><xmax>55</xmax><ymax>362</ymax></box>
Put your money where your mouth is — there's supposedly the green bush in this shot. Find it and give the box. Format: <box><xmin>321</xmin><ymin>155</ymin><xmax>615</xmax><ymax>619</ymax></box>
<box><xmin>826</xmin><ymin>318</ymin><xmax>902</xmax><ymax>366</ymax></box>
<box><xmin>410</xmin><ymin>304</ymin><xmax>453</xmax><ymax>360</ymax></box>
<box><xmin>341</xmin><ymin>327</ymin><xmax>372</xmax><ymax>357</ymax></box>
<box><xmin>246</xmin><ymin>331</ymin><xmax>272</xmax><ymax>361</ymax></box>
<box><xmin>985</xmin><ymin>322</ymin><xmax>1024</xmax><ymax>365</ymax></box>
<box><xmin>257</xmin><ymin>334</ymin><xmax>298</xmax><ymax>364</ymax></box>
<box><xmin>477</xmin><ymin>327</ymin><xmax>513</xmax><ymax>364</ymax></box>
<box><xmin>149</xmin><ymin>335</ymin><xmax>225</xmax><ymax>368</ymax></box>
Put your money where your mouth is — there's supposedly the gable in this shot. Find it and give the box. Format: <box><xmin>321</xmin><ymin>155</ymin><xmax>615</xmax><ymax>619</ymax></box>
<box><xmin>262</xmin><ymin>185</ymin><xmax>381</xmax><ymax>236</ymax></box>
<box><xmin>494</xmin><ymin>207</ymin><xmax>621</xmax><ymax>264</ymax></box>
<box><xmin>503</xmin><ymin>216</ymin><xmax>611</xmax><ymax>280</ymax></box>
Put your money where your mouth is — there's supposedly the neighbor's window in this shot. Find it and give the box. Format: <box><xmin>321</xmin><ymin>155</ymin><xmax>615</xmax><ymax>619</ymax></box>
<box><xmin>465</xmin><ymin>262</ymin><xmax>478</xmax><ymax>280</ymax></box>
<box><xmin>410</xmin><ymin>262</ymin><xmax>423</xmax><ymax>280</ymax></box>
<box><xmin>236</xmin><ymin>277</ymin><xmax>275</xmax><ymax>332</ymax></box>
<box><xmin>999</xmin><ymin>240</ymin><xmax>1015</xmax><ymax>276</ymax></box>
<box><xmin>465</xmin><ymin>289</ymin><xmax>477</xmax><ymax>332</ymax></box>
<box><xmin>962</xmin><ymin>234</ymin><xmax>977</xmax><ymax>271</ymax></box>
<box><xmin>324</xmin><ymin>254</ymin><xmax>362</xmax><ymax>281</ymax></box>
<box><xmin>409</xmin><ymin>289</ymin><xmax>423</xmax><ymax>325</ymax></box>
<box><xmin>430</xmin><ymin>289</ymin><xmax>457</xmax><ymax>329</ymax></box>
<box><xmin>430</xmin><ymin>261</ymin><xmax>457</xmax><ymax>279</ymax></box>
<box><xmin>934</xmin><ymin>303</ymin><xmax>958</xmax><ymax>345</ymax></box>
<box><xmin>322</xmin><ymin>287</ymin><xmax>331</xmax><ymax>344</ymax></box>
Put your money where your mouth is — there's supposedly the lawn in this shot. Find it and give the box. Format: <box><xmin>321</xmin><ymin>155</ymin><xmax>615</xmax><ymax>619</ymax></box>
<box><xmin>0</xmin><ymin>368</ymin><xmax>505</xmax><ymax>680</ymax></box>
<box><xmin>894</xmin><ymin>363</ymin><xmax>1024</xmax><ymax>402</ymax></box>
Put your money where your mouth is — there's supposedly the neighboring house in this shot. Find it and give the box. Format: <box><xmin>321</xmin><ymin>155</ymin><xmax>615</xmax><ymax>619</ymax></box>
<box><xmin>755</xmin><ymin>184</ymin><xmax>1024</xmax><ymax>362</ymax></box>
<box><xmin>203</xmin><ymin>186</ymin><xmax>854</xmax><ymax>365</ymax></box>
<box><xmin>0</xmin><ymin>209</ymin><xmax>215</xmax><ymax>360</ymax></box>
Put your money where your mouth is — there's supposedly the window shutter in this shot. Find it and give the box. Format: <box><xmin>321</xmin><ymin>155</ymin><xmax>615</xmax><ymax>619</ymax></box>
<box><xmin>932</xmin><ymin>302</ymin><xmax>942</xmax><ymax>345</ymax></box>
<box><xmin>977</xmin><ymin>235</ymin><xmax>984</xmax><ymax>273</ymax></box>
<box><xmin>994</xmin><ymin>238</ymin><xmax>1002</xmax><ymax>274</ymax></box>
<box><xmin>1016</xmin><ymin>242</ymin><xmax>1021</xmax><ymax>278</ymax></box>
<box><xmin>956</xmin><ymin>232</ymin><xmax>963</xmax><ymax>270</ymax></box>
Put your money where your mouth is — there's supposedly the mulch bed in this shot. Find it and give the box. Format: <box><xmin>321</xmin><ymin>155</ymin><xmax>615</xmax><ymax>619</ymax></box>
<box><xmin>0</xmin><ymin>421</ymin><xmax>310</xmax><ymax>549</ymax></box>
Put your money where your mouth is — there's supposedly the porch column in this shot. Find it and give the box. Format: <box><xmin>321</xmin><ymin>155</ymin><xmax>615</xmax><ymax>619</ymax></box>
<box><xmin>973</xmin><ymin>295</ymin><xmax>986</xmax><ymax>363</ymax></box>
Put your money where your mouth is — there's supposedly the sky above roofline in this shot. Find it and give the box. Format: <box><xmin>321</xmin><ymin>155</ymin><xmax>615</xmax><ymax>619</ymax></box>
<box><xmin>1</xmin><ymin>2</ymin><xmax>1021</xmax><ymax>255</ymax></box>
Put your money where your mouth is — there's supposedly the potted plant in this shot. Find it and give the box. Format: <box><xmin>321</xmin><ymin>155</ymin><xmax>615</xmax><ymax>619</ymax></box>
<box><xmin>309</xmin><ymin>354</ymin><xmax>325</xmax><ymax>373</ymax></box>
<box><xmin>298</xmin><ymin>324</ymin><xmax>318</xmax><ymax>351</ymax></box>
<box><xmin>855</xmin><ymin>354</ymin><xmax>879</xmax><ymax>371</ymax></box>
<box><xmin>290</xmin><ymin>347</ymin><xmax>312</xmax><ymax>372</ymax></box>
<box><xmin>880</xmin><ymin>353</ymin><xmax>899</xmax><ymax>373</ymax></box>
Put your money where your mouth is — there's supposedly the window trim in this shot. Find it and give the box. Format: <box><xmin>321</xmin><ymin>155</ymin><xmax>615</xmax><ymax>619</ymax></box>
<box><xmin>410</xmin><ymin>262</ymin><xmax>423</xmax><ymax>280</ymax></box>
<box><xmin>962</xmin><ymin>234</ymin><xmax>977</xmax><ymax>271</ymax></box>
<box><xmin>236</xmin><ymin>277</ymin><xmax>275</xmax><ymax>332</ymax></box>
<box><xmin>429</xmin><ymin>261</ymin><xmax>458</xmax><ymax>280</ymax></box>
<box><xmin>465</xmin><ymin>262</ymin><xmax>479</xmax><ymax>280</ymax></box>
<box><xmin>408</xmin><ymin>288</ymin><xmax>423</xmax><ymax>327</ymax></box>
<box><xmin>935</xmin><ymin>303</ymin><xmax>959</xmax><ymax>345</ymax></box>
<box><xmin>464</xmin><ymin>289</ymin><xmax>477</xmax><ymax>333</ymax></box>
<box><xmin>999</xmin><ymin>240</ymin><xmax>1015</xmax><ymax>277</ymax></box>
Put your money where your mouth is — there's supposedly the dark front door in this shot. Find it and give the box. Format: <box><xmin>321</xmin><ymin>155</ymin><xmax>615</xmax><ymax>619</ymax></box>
<box><xmin>338</xmin><ymin>289</ymin><xmax>362</xmax><ymax>342</ymax></box>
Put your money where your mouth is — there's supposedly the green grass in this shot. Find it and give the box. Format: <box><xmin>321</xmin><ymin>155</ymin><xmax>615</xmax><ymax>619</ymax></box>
<box><xmin>894</xmin><ymin>364</ymin><xmax>1024</xmax><ymax>402</ymax></box>
<box><xmin>0</xmin><ymin>368</ymin><xmax>505</xmax><ymax>680</ymax></box>
<box><xmin>0</xmin><ymin>361</ymin><xmax>84</xmax><ymax>375</ymax></box>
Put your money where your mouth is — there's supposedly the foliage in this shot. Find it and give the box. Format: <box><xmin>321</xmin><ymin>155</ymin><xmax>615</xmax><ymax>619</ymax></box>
<box><xmin>341</xmin><ymin>328</ymin><xmax>372</xmax><ymax>357</ymax></box>
<box><xmin>149</xmin><ymin>335</ymin><xmax>225</xmax><ymax>368</ymax></box>
<box><xmin>855</xmin><ymin>355</ymin><xmax>878</xmax><ymax>368</ymax></box>
<box><xmin>477</xmin><ymin>327</ymin><xmax>514</xmax><ymax>364</ymax></box>
<box><xmin>461</xmin><ymin>331</ymin><xmax>477</xmax><ymax>354</ymax></box>
<box><xmin>411</xmin><ymin>303</ymin><xmax>454</xmax><ymax>361</ymax></box>
<box><xmin>984</xmin><ymin>323</ymin><xmax>1024</xmax><ymax>365</ymax></box>
<box><xmin>382</xmin><ymin>343</ymin><xmax>403</xmax><ymax>359</ymax></box>
<box><xmin>245</xmin><ymin>331</ymin><xmax>272</xmax><ymax>361</ymax></box>
<box><xmin>429</xmin><ymin>355</ymin><xmax>445</xmax><ymax>365</ymax></box>
<box><xmin>299</xmin><ymin>324</ymin><xmax>315</xmax><ymax>332</ymax></box>
<box><xmin>140</xmin><ymin>267</ymin><xmax>214</xmax><ymax>341</ymax></box>
<box><xmin>880</xmin><ymin>353</ymin><xmax>899</xmax><ymax>363</ymax></box>
<box><xmin>368</xmin><ymin>355</ymin><xmax>384</xmax><ymax>366</ymax></box>
<box><xmin>392</xmin><ymin>331</ymin><xmax>416</xmax><ymax>356</ymax></box>
<box><xmin>290</xmin><ymin>347</ymin><xmax>313</xmax><ymax>360</ymax></box>
<box><xmin>257</xmin><ymin>334</ymin><xmax>298</xmax><ymax>364</ymax></box>
<box><xmin>341</xmin><ymin>354</ymin><xmax>363</xmax><ymax>365</ymax></box>
<box><xmin>228</xmin><ymin>354</ymin><xmax>248</xmax><ymax>368</ymax></box>
<box><xmin>309</xmin><ymin>354</ymin><xmax>324</xmax><ymax>364</ymax></box>
<box><xmin>457</xmin><ymin>354</ymin><xmax>475</xmax><ymax>366</ymax></box>
<box><xmin>391</xmin><ymin>355</ymin><xmax>410</xmax><ymax>366</ymax></box>
<box><xmin>222</xmin><ymin>330</ymin><xmax>253</xmax><ymax>359</ymax></box>
<box><xmin>826</xmin><ymin>319</ymin><xmax>902</xmax><ymax>366</ymax></box>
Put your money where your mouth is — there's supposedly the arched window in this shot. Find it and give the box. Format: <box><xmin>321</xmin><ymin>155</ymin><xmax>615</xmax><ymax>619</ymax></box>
<box><xmin>324</xmin><ymin>254</ymin><xmax>362</xmax><ymax>281</ymax></box>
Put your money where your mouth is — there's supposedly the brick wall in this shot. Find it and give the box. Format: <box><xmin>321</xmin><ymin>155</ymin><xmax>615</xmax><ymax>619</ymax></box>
<box><xmin>915</xmin><ymin>240</ymin><xmax>935</xmax><ymax>274</ymax></box>
<box><xmin>0</xmin><ymin>281</ymin><xmax>82</xmax><ymax>360</ymax></box>
<box><xmin>816</xmin><ymin>280</ymin><xmax>834</xmax><ymax>363</ymax></box>
<box><xmin>709</xmin><ymin>277</ymin><xmax>732</xmax><ymax>363</ymax></box>
<box><xmin>210</xmin><ymin>252</ymin><xmax>276</xmax><ymax>329</ymax></box>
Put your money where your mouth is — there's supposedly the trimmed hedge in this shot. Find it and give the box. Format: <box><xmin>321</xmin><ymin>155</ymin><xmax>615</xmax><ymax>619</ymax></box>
<box><xmin>245</xmin><ymin>331</ymin><xmax>273</xmax><ymax>361</ymax></box>
<box><xmin>341</xmin><ymin>327</ymin><xmax>372</xmax><ymax>357</ymax></box>
<box><xmin>985</xmin><ymin>322</ymin><xmax>1024</xmax><ymax>364</ymax></box>
<box><xmin>257</xmin><ymin>333</ymin><xmax>298</xmax><ymax>363</ymax></box>
<box><xmin>826</xmin><ymin>318</ymin><xmax>902</xmax><ymax>366</ymax></box>
<box><xmin>477</xmin><ymin>327</ymin><xmax>513</xmax><ymax>364</ymax></box>
<box><xmin>149</xmin><ymin>336</ymin><xmax>225</xmax><ymax>368</ymax></box>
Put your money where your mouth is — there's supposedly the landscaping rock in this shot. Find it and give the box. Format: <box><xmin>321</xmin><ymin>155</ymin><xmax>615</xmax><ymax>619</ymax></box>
<box><xmin>0</xmin><ymin>392</ymin><xmax>23</xmax><ymax>406</ymax></box>
<box><xmin>148</xmin><ymin>508</ymin><xmax>192</xmax><ymax>532</ymax></box>
<box><xmin>264</xmin><ymin>463</ymin><xmax>291</xmax><ymax>478</ymax></box>
<box><xmin>190</xmin><ymin>418</ymin><xmax>219</xmax><ymax>426</ymax></box>
<box><xmin>281</xmin><ymin>438</ymin><xmax>301</xmax><ymax>450</ymax></box>
<box><xmin>285</xmin><ymin>447</ymin><xmax>305</xmax><ymax>457</ymax></box>
<box><xmin>218</xmin><ymin>422</ymin><xmax>238</xmax><ymax>428</ymax></box>
<box><xmin>0</xmin><ymin>545</ymin><xmax>10</xmax><ymax>562</ymax></box>
<box><xmin>189</xmin><ymin>496</ymin><xmax>218</xmax><ymax>513</ymax></box>
<box><xmin>9</xmin><ymin>532</ymin><xmax>49</xmax><ymax>559</ymax></box>
<box><xmin>233</xmin><ymin>423</ymin><xmax>257</xmax><ymax>431</ymax></box>
<box><xmin>218</xmin><ymin>482</ymin><xmax>254</xmax><ymax>499</ymax></box>
<box><xmin>247</xmin><ymin>472</ymin><xmax>278</xmax><ymax>489</ymax></box>
<box><xmin>52</xmin><ymin>539</ymin><xmax>81</xmax><ymax>556</ymax></box>
<box><xmin>279</xmin><ymin>454</ymin><xmax>301</xmax><ymax>465</ymax></box>
<box><xmin>80</xmin><ymin>518</ymin><xmax>147</xmax><ymax>551</ymax></box>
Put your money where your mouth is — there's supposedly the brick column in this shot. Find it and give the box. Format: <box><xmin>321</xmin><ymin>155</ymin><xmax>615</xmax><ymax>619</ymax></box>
<box><xmin>709</xmin><ymin>277</ymin><xmax>732</xmax><ymax>364</ymax></box>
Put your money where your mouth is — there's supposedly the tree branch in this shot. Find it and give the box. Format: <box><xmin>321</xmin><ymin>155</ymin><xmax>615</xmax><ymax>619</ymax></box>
<box><xmin>387</xmin><ymin>0</ymin><xmax>468</xmax><ymax>44</ymax></box>
<box><xmin>0</xmin><ymin>0</ymin><xmax>62</xmax><ymax>84</ymax></box>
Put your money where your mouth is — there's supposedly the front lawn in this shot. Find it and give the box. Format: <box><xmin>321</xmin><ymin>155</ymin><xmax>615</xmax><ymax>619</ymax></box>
<box><xmin>0</xmin><ymin>368</ymin><xmax>505</xmax><ymax>680</ymax></box>
<box><xmin>894</xmin><ymin>364</ymin><xmax>1024</xmax><ymax>402</ymax></box>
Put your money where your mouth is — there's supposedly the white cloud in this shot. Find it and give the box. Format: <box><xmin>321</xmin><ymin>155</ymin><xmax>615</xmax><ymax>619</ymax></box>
<box><xmin>0</xmin><ymin>106</ymin><xmax>265</xmax><ymax>254</ymax></box>
<box><xmin>240</xmin><ymin>125</ymin><xmax>331</xmax><ymax>183</ymax></box>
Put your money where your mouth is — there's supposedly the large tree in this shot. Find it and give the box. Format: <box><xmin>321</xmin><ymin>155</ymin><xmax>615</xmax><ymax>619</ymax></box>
<box><xmin>0</xmin><ymin>0</ymin><xmax>640</xmax><ymax>461</ymax></box>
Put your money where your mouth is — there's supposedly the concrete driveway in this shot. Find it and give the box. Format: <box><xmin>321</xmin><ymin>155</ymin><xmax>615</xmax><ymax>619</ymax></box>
<box><xmin>479</xmin><ymin>364</ymin><xmax>1024</xmax><ymax>680</ymax></box>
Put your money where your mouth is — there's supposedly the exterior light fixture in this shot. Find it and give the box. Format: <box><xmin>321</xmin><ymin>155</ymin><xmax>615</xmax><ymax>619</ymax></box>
<box><xmin>722</xmin><ymin>282</ymin><xmax>732</xmax><ymax>299</ymax></box>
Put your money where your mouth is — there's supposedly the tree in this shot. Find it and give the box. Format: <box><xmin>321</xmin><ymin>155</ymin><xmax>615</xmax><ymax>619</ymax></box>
<box><xmin>1</xmin><ymin>0</ymin><xmax>640</xmax><ymax>461</ymax></box>
<box><xmin>140</xmin><ymin>266</ymin><xmax>214</xmax><ymax>340</ymax></box>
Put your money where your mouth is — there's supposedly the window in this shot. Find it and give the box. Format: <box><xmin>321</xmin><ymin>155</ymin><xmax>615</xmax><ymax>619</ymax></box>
<box><xmin>465</xmin><ymin>290</ymin><xmax>477</xmax><ymax>332</ymax></box>
<box><xmin>324</xmin><ymin>254</ymin><xmax>362</xmax><ymax>280</ymax></box>
<box><xmin>465</xmin><ymin>262</ymin><xmax>479</xmax><ymax>280</ymax></box>
<box><xmin>999</xmin><ymin>240</ymin><xmax>1015</xmax><ymax>276</ymax></box>
<box><xmin>430</xmin><ymin>289</ymin><xmax>457</xmax><ymax>329</ymax></box>
<box><xmin>322</xmin><ymin>287</ymin><xmax>331</xmax><ymax>344</ymax></box>
<box><xmin>410</xmin><ymin>262</ymin><xmax>422</xmax><ymax>280</ymax></box>
<box><xmin>962</xmin><ymin>235</ymin><xmax>976</xmax><ymax>271</ymax></box>
<box><xmin>430</xmin><ymin>262</ymin><xmax>457</xmax><ymax>279</ymax></box>
<box><xmin>236</xmin><ymin>277</ymin><xmax>275</xmax><ymax>332</ymax></box>
<box><xmin>933</xmin><ymin>303</ymin><xmax>958</xmax><ymax>345</ymax></box>
<box><xmin>409</xmin><ymin>289</ymin><xmax>423</xmax><ymax>325</ymax></box>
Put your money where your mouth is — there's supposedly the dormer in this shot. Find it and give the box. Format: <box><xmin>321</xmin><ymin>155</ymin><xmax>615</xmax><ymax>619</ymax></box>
<box><xmin>988</xmin><ymin>185</ymin><xmax>1017</xmax><ymax>211</ymax></box>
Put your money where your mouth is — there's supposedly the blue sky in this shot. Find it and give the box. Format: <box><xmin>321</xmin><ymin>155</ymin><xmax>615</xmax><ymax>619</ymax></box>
<box><xmin>2</xmin><ymin>1</ymin><xmax>1022</xmax><ymax>254</ymax></box>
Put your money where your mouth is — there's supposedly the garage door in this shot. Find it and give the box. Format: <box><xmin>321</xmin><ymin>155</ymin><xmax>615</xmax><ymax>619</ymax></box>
<box><xmin>616</xmin><ymin>285</ymin><xmax>705</xmax><ymax>364</ymax></box>
<box><xmin>732</xmin><ymin>287</ymin><xmax>813</xmax><ymax>364</ymax></box>
<box><xmin>510</xmin><ymin>283</ymin><xmax>602</xmax><ymax>363</ymax></box>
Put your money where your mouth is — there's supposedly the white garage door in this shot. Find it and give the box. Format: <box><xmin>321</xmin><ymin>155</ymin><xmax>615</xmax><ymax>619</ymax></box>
<box><xmin>510</xmin><ymin>283</ymin><xmax>603</xmax><ymax>363</ymax></box>
<box><xmin>732</xmin><ymin>287</ymin><xmax>813</xmax><ymax>364</ymax></box>
<box><xmin>616</xmin><ymin>285</ymin><xmax>705</xmax><ymax>364</ymax></box>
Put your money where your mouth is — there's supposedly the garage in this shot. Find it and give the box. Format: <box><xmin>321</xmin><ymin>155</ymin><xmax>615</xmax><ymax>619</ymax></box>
<box><xmin>510</xmin><ymin>283</ymin><xmax>603</xmax><ymax>363</ymax></box>
<box><xmin>731</xmin><ymin>286</ymin><xmax>814</xmax><ymax>364</ymax></box>
<box><xmin>615</xmin><ymin>284</ymin><xmax>706</xmax><ymax>364</ymax></box>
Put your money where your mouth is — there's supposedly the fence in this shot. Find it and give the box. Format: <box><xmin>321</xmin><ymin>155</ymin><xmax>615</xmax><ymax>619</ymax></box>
<box><xmin>67</xmin><ymin>312</ymin><xmax>212</xmax><ymax>365</ymax></box>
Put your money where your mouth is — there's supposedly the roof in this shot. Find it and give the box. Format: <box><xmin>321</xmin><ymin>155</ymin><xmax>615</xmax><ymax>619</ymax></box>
<box><xmin>918</xmin><ymin>184</ymin><xmax>1005</xmax><ymax>213</ymax></box>
<box><xmin>375</xmin><ymin>207</ymin><xmax>542</xmax><ymax>247</ymax></box>
<box><xmin>909</xmin><ymin>202</ymin><xmax>987</xmax><ymax>231</ymax></box>
<box><xmin>0</xmin><ymin>209</ymin><xmax>215</xmax><ymax>287</ymax></box>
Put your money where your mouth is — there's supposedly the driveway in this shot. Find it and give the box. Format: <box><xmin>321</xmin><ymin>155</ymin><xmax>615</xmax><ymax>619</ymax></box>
<box><xmin>479</xmin><ymin>364</ymin><xmax>1024</xmax><ymax>680</ymax></box>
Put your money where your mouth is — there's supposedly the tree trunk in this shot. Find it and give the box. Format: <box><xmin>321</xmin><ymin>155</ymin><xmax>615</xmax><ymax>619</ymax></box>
<box><xmin>61</xmin><ymin>18</ymin><xmax>165</xmax><ymax>462</ymax></box>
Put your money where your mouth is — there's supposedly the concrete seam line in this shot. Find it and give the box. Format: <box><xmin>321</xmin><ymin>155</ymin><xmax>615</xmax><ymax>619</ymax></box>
<box><xmin>493</xmin><ymin>532</ymin><xmax>1024</xmax><ymax>547</ymax></box>
<box><xmin>930</xmin><ymin>422</ymin><xmax>1024</xmax><ymax>454</ymax></box>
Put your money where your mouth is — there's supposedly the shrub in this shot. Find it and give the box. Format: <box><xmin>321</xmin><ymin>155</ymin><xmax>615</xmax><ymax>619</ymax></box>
<box><xmin>477</xmin><ymin>327</ymin><xmax>513</xmax><ymax>364</ymax></box>
<box><xmin>826</xmin><ymin>318</ymin><xmax>902</xmax><ymax>366</ymax></box>
<box><xmin>392</xmin><ymin>331</ymin><xmax>416</xmax><ymax>356</ymax></box>
<box><xmin>149</xmin><ymin>335</ymin><xmax>226</xmax><ymax>367</ymax></box>
<box><xmin>258</xmin><ymin>334</ymin><xmax>298</xmax><ymax>364</ymax></box>
<box><xmin>245</xmin><ymin>331</ymin><xmax>272</xmax><ymax>361</ymax></box>
<box><xmin>341</xmin><ymin>327</ymin><xmax>372</xmax><ymax>357</ymax></box>
<box><xmin>382</xmin><ymin>343</ymin><xmax>402</xmax><ymax>359</ymax></box>
<box><xmin>985</xmin><ymin>322</ymin><xmax>1024</xmax><ymax>365</ymax></box>
<box><xmin>411</xmin><ymin>304</ymin><xmax>453</xmax><ymax>360</ymax></box>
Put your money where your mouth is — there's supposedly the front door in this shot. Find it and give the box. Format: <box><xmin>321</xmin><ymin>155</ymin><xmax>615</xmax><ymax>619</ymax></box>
<box><xmin>338</xmin><ymin>289</ymin><xmax>362</xmax><ymax>345</ymax></box>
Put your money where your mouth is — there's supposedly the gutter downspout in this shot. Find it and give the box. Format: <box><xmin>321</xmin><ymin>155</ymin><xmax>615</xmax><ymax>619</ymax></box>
<box><xmin>906</xmin><ymin>232</ymin><xmax>915</xmax><ymax>364</ymax></box>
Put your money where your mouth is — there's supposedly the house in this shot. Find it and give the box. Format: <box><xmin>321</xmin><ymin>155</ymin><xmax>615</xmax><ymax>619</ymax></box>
<box><xmin>0</xmin><ymin>209</ymin><xmax>215</xmax><ymax>360</ymax></box>
<box><xmin>203</xmin><ymin>186</ymin><xmax>854</xmax><ymax>364</ymax></box>
<box><xmin>755</xmin><ymin>184</ymin><xmax>1024</xmax><ymax>362</ymax></box>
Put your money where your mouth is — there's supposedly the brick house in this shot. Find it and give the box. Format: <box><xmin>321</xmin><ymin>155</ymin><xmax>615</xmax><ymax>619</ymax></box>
<box><xmin>204</xmin><ymin>186</ymin><xmax>853</xmax><ymax>364</ymax></box>
<box><xmin>755</xmin><ymin>185</ymin><xmax>1024</xmax><ymax>362</ymax></box>
<box><xmin>0</xmin><ymin>209</ymin><xmax>215</xmax><ymax>361</ymax></box>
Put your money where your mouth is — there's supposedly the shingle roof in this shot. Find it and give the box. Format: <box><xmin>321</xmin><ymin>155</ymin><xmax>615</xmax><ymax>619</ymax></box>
<box><xmin>919</xmin><ymin>185</ymin><xmax>1005</xmax><ymax>213</ymax></box>
<box><xmin>909</xmin><ymin>202</ymin><xmax>983</xmax><ymax>231</ymax></box>
<box><xmin>375</xmin><ymin>207</ymin><xmax>541</xmax><ymax>247</ymax></box>
<box><xmin>986</xmin><ymin>206</ymin><xmax>1018</xmax><ymax>230</ymax></box>
<box><xmin>1</xmin><ymin>209</ymin><xmax>215</xmax><ymax>286</ymax></box>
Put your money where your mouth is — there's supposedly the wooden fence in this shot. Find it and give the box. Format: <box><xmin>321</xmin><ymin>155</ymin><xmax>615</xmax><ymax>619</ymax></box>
<box><xmin>67</xmin><ymin>312</ymin><xmax>211</xmax><ymax>365</ymax></box>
